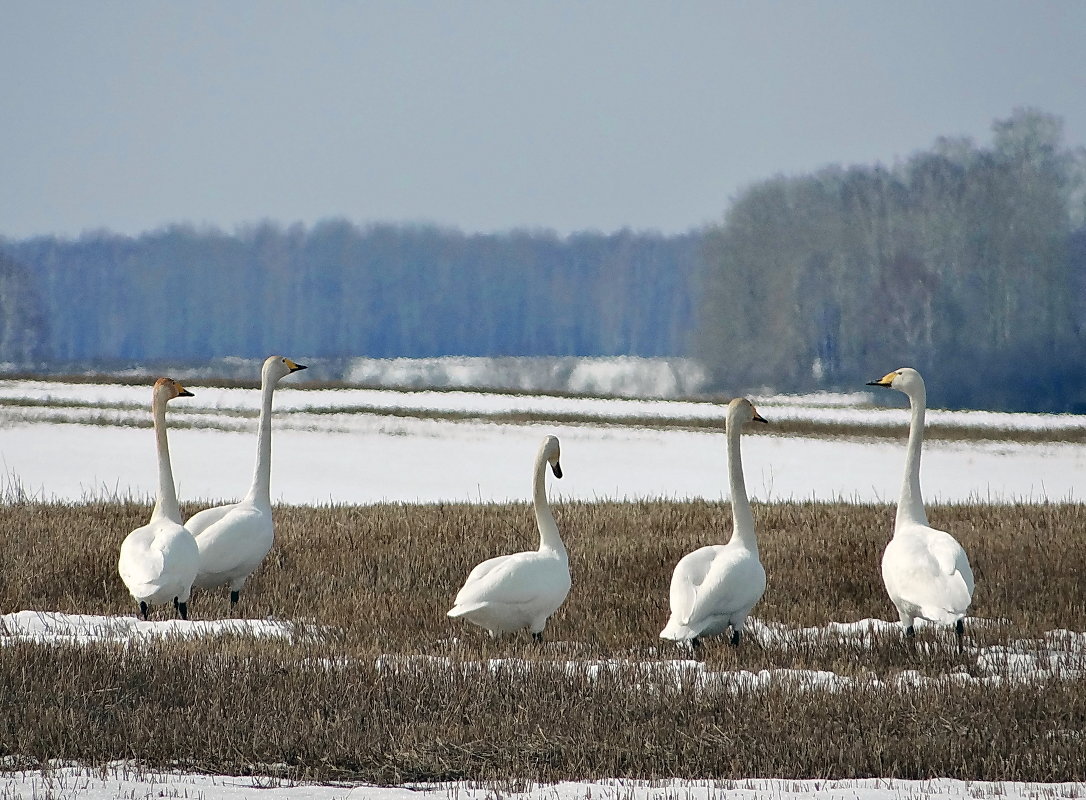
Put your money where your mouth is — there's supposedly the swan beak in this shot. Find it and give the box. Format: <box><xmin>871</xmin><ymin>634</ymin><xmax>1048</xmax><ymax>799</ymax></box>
<box><xmin>867</xmin><ymin>371</ymin><xmax>896</xmax><ymax>388</ymax></box>
<box><xmin>285</xmin><ymin>360</ymin><xmax>307</xmax><ymax>373</ymax></box>
<box><xmin>752</xmin><ymin>411</ymin><xmax>768</xmax><ymax>424</ymax></box>
<box><xmin>551</xmin><ymin>461</ymin><xmax>563</xmax><ymax>479</ymax></box>
<box><xmin>177</xmin><ymin>386</ymin><xmax>194</xmax><ymax>398</ymax></box>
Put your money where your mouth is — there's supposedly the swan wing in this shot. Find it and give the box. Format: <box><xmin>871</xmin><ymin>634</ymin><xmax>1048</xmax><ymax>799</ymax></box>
<box><xmin>450</xmin><ymin>551</ymin><xmax>570</xmax><ymax>614</ymax></box>
<box><xmin>119</xmin><ymin>521</ymin><xmax>199</xmax><ymax>601</ymax></box>
<box><xmin>665</xmin><ymin>545</ymin><xmax>720</xmax><ymax>626</ymax></box>
<box><xmin>193</xmin><ymin>504</ymin><xmax>273</xmax><ymax>586</ymax></box>
<box><xmin>185</xmin><ymin>503</ymin><xmax>238</xmax><ymax>537</ymax></box>
<box><xmin>884</xmin><ymin>525</ymin><xmax>973</xmax><ymax>623</ymax></box>
<box><xmin>684</xmin><ymin>546</ymin><xmax>766</xmax><ymax>629</ymax></box>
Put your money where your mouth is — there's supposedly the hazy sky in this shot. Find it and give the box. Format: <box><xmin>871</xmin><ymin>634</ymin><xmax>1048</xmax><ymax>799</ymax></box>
<box><xmin>3</xmin><ymin>1</ymin><xmax>1084</xmax><ymax>240</ymax></box>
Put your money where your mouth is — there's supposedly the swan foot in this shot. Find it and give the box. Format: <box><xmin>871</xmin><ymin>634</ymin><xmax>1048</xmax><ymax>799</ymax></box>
<box><xmin>139</xmin><ymin>601</ymin><xmax>148</xmax><ymax>621</ymax></box>
<box><xmin>730</xmin><ymin>629</ymin><xmax>741</xmax><ymax>647</ymax></box>
<box><xmin>230</xmin><ymin>590</ymin><xmax>240</xmax><ymax>608</ymax></box>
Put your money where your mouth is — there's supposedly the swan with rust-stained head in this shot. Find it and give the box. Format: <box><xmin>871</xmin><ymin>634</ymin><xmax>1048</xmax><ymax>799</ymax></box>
<box><xmin>660</xmin><ymin>397</ymin><xmax>768</xmax><ymax>648</ymax></box>
<box><xmin>188</xmin><ymin>355</ymin><xmax>306</xmax><ymax>610</ymax></box>
<box><xmin>118</xmin><ymin>378</ymin><xmax>200</xmax><ymax>620</ymax></box>
<box><xmin>448</xmin><ymin>435</ymin><xmax>570</xmax><ymax>641</ymax></box>
<box><xmin>867</xmin><ymin>367</ymin><xmax>975</xmax><ymax>649</ymax></box>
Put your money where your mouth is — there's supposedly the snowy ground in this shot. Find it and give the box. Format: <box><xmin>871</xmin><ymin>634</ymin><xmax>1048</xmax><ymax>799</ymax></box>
<box><xmin>5</xmin><ymin>767</ymin><xmax>1086</xmax><ymax>800</ymax></box>
<box><xmin>0</xmin><ymin>379</ymin><xmax>1084</xmax><ymax>505</ymax></box>
<box><xmin>3</xmin><ymin>611</ymin><xmax>1086</xmax><ymax>799</ymax></box>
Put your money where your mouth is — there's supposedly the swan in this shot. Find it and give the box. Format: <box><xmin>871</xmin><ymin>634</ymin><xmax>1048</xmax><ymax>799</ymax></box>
<box><xmin>448</xmin><ymin>435</ymin><xmax>570</xmax><ymax>641</ymax></box>
<box><xmin>188</xmin><ymin>355</ymin><xmax>306</xmax><ymax>609</ymax></box>
<box><xmin>117</xmin><ymin>378</ymin><xmax>200</xmax><ymax>620</ymax></box>
<box><xmin>660</xmin><ymin>397</ymin><xmax>767</xmax><ymax>648</ymax></box>
<box><xmin>867</xmin><ymin>367</ymin><xmax>975</xmax><ymax>648</ymax></box>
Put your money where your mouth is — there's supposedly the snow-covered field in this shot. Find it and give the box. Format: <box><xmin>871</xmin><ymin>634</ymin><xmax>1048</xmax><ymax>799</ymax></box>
<box><xmin>0</xmin><ymin>379</ymin><xmax>1083</xmax><ymax>505</ymax></box>
<box><xmin>3</xmin><ymin>371</ymin><xmax>1086</xmax><ymax>798</ymax></box>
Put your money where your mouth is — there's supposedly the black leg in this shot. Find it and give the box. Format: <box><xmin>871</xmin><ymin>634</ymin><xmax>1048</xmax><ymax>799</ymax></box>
<box><xmin>532</xmin><ymin>631</ymin><xmax>543</xmax><ymax>643</ymax></box>
<box><xmin>173</xmin><ymin>597</ymin><xmax>180</xmax><ymax>613</ymax></box>
<box><xmin>731</xmin><ymin>629</ymin><xmax>741</xmax><ymax>647</ymax></box>
<box><xmin>178</xmin><ymin>601</ymin><xmax>189</xmax><ymax>621</ymax></box>
<box><xmin>955</xmin><ymin>618</ymin><xmax>964</xmax><ymax>652</ymax></box>
<box><xmin>905</xmin><ymin>625</ymin><xmax>915</xmax><ymax>639</ymax></box>
<box><xmin>139</xmin><ymin>601</ymin><xmax>148</xmax><ymax>620</ymax></box>
<box><xmin>230</xmin><ymin>590</ymin><xmax>240</xmax><ymax>608</ymax></box>
<box><xmin>690</xmin><ymin>636</ymin><xmax>702</xmax><ymax>651</ymax></box>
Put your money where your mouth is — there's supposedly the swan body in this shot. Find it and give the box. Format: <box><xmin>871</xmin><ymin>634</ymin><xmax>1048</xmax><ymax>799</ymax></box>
<box><xmin>867</xmin><ymin>367</ymin><xmax>975</xmax><ymax>644</ymax></box>
<box><xmin>190</xmin><ymin>355</ymin><xmax>306</xmax><ymax>607</ymax></box>
<box><xmin>661</xmin><ymin>398</ymin><xmax>767</xmax><ymax>647</ymax></box>
<box><xmin>118</xmin><ymin>378</ymin><xmax>200</xmax><ymax>620</ymax></box>
<box><xmin>448</xmin><ymin>435</ymin><xmax>570</xmax><ymax>640</ymax></box>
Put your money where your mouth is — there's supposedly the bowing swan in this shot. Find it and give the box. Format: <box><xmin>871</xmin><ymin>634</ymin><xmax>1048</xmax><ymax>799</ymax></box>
<box><xmin>867</xmin><ymin>367</ymin><xmax>974</xmax><ymax>648</ymax></box>
<box><xmin>118</xmin><ymin>378</ymin><xmax>200</xmax><ymax>620</ymax></box>
<box><xmin>448</xmin><ymin>435</ymin><xmax>571</xmax><ymax>641</ymax></box>
<box><xmin>660</xmin><ymin>397</ymin><xmax>767</xmax><ymax>648</ymax></box>
<box><xmin>188</xmin><ymin>355</ymin><xmax>306</xmax><ymax>609</ymax></box>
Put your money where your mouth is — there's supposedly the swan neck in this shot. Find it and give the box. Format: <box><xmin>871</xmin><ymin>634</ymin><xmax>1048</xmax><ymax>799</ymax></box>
<box><xmin>726</xmin><ymin>420</ymin><xmax>758</xmax><ymax>552</ymax></box>
<box><xmin>151</xmin><ymin>395</ymin><xmax>181</xmax><ymax>524</ymax></box>
<box><xmin>896</xmin><ymin>385</ymin><xmax>929</xmax><ymax>529</ymax></box>
<box><xmin>245</xmin><ymin>375</ymin><xmax>275</xmax><ymax>507</ymax></box>
<box><xmin>533</xmin><ymin>454</ymin><xmax>565</xmax><ymax>557</ymax></box>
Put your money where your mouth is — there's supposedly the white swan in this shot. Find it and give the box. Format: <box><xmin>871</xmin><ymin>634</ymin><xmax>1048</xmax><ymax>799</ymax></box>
<box><xmin>189</xmin><ymin>355</ymin><xmax>306</xmax><ymax>608</ymax></box>
<box><xmin>867</xmin><ymin>367</ymin><xmax>975</xmax><ymax>647</ymax></box>
<box><xmin>448</xmin><ymin>435</ymin><xmax>570</xmax><ymax>641</ymax></box>
<box><xmin>660</xmin><ymin>397</ymin><xmax>767</xmax><ymax>648</ymax></box>
<box><xmin>118</xmin><ymin>378</ymin><xmax>200</xmax><ymax>620</ymax></box>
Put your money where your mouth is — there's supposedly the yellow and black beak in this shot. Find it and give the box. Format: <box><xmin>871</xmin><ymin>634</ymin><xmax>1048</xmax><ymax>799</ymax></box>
<box><xmin>285</xmin><ymin>359</ymin><xmax>307</xmax><ymax>373</ymax></box>
<box><xmin>866</xmin><ymin>371</ymin><xmax>897</xmax><ymax>388</ymax></box>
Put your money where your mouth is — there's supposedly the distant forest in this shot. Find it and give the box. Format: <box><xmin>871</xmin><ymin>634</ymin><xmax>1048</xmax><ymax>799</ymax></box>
<box><xmin>1</xmin><ymin>108</ymin><xmax>1085</xmax><ymax>411</ymax></box>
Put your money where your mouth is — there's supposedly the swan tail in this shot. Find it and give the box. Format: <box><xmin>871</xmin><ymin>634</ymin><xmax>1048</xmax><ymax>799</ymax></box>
<box><xmin>448</xmin><ymin>601</ymin><xmax>488</xmax><ymax>619</ymax></box>
<box><xmin>659</xmin><ymin>618</ymin><xmax>699</xmax><ymax>642</ymax></box>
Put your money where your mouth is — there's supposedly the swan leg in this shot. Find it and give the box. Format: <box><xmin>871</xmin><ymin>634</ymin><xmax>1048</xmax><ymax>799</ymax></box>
<box><xmin>730</xmin><ymin>629</ymin><xmax>741</xmax><ymax>647</ymax></box>
<box><xmin>690</xmin><ymin>636</ymin><xmax>702</xmax><ymax>651</ymax></box>
<box><xmin>905</xmin><ymin>625</ymin><xmax>915</xmax><ymax>639</ymax></box>
<box><xmin>955</xmin><ymin>618</ymin><xmax>964</xmax><ymax>652</ymax></box>
<box><xmin>230</xmin><ymin>590</ymin><xmax>240</xmax><ymax>608</ymax></box>
<box><xmin>532</xmin><ymin>631</ymin><xmax>543</xmax><ymax>643</ymax></box>
<box><xmin>139</xmin><ymin>601</ymin><xmax>148</xmax><ymax>621</ymax></box>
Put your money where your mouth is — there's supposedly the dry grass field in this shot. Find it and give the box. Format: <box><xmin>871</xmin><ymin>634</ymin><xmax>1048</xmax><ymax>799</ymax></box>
<box><xmin>1</xmin><ymin>499</ymin><xmax>1085</xmax><ymax>783</ymax></box>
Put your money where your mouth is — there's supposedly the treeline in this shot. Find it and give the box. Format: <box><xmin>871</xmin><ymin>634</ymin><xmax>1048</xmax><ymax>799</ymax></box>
<box><xmin>696</xmin><ymin>108</ymin><xmax>1086</xmax><ymax>411</ymax></box>
<box><xmin>2</xmin><ymin>109</ymin><xmax>1085</xmax><ymax>411</ymax></box>
<box><xmin>0</xmin><ymin>224</ymin><xmax>701</xmax><ymax>363</ymax></box>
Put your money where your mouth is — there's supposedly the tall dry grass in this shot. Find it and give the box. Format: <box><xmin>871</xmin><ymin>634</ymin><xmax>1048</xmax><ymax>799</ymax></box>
<box><xmin>1</xmin><ymin>500</ymin><xmax>1085</xmax><ymax>782</ymax></box>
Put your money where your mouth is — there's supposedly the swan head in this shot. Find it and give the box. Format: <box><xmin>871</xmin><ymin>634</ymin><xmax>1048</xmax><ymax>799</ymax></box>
<box><xmin>867</xmin><ymin>367</ymin><xmax>925</xmax><ymax>396</ymax></box>
<box><xmin>725</xmin><ymin>397</ymin><xmax>768</xmax><ymax>431</ymax></box>
<box><xmin>153</xmin><ymin>377</ymin><xmax>193</xmax><ymax>403</ymax></box>
<box><xmin>263</xmin><ymin>355</ymin><xmax>308</xmax><ymax>383</ymax></box>
<box><xmin>540</xmin><ymin>435</ymin><xmax>563</xmax><ymax>479</ymax></box>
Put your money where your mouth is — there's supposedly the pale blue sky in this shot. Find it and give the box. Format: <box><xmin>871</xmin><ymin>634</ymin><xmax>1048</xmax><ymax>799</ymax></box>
<box><xmin>2</xmin><ymin>1</ymin><xmax>1084</xmax><ymax>239</ymax></box>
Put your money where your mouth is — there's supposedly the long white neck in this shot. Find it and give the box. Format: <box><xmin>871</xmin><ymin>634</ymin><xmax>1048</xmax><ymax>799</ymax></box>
<box><xmin>150</xmin><ymin>395</ymin><xmax>182</xmax><ymax>525</ymax></box>
<box><xmin>533</xmin><ymin>453</ymin><xmax>566</xmax><ymax>557</ymax></box>
<box><xmin>726</xmin><ymin>415</ymin><xmax>758</xmax><ymax>553</ymax></box>
<box><xmin>244</xmin><ymin>374</ymin><xmax>276</xmax><ymax>508</ymax></box>
<box><xmin>896</xmin><ymin>384</ymin><xmax>929</xmax><ymax>529</ymax></box>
